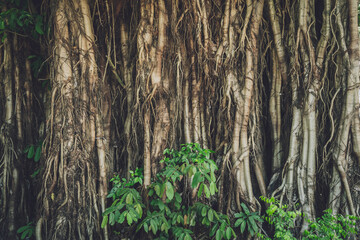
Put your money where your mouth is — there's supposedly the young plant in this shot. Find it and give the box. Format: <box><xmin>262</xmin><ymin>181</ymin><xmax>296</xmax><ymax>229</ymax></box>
<box><xmin>102</xmin><ymin>143</ymin><xmax>236</xmax><ymax>240</ymax></box>
<box><xmin>303</xmin><ymin>209</ymin><xmax>359</xmax><ymax>240</ymax></box>
<box><xmin>234</xmin><ymin>202</ymin><xmax>263</xmax><ymax>237</ymax></box>
<box><xmin>17</xmin><ymin>222</ymin><xmax>35</xmax><ymax>240</ymax></box>
<box><xmin>101</xmin><ymin>169</ymin><xmax>144</xmax><ymax>228</ymax></box>
<box><xmin>260</xmin><ymin>196</ymin><xmax>301</xmax><ymax>240</ymax></box>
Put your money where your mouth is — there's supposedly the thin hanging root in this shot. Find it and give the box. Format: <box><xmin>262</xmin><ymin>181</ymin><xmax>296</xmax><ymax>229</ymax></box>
<box><xmin>36</xmin><ymin>217</ymin><xmax>43</xmax><ymax>240</ymax></box>
<box><xmin>337</xmin><ymin>162</ymin><xmax>356</xmax><ymax>215</ymax></box>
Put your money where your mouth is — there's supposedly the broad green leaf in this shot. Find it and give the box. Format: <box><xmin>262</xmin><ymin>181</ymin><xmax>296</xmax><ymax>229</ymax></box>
<box><xmin>208</xmin><ymin>209</ymin><xmax>213</xmax><ymax>222</ymax></box>
<box><xmin>35</xmin><ymin>16</ymin><xmax>44</xmax><ymax>35</ymax></box>
<box><xmin>144</xmin><ymin>222</ymin><xmax>149</xmax><ymax>232</ymax></box>
<box><xmin>175</xmin><ymin>192</ymin><xmax>182</xmax><ymax>203</ymax></box>
<box><xmin>210</xmin><ymin>182</ymin><xmax>216</xmax><ymax>195</ymax></box>
<box><xmin>150</xmin><ymin>219</ymin><xmax>157</xmax><ymax>235</ymax></box>
<box><xmin>17</xmin><ymin>224</ymin><xmax>30</xmax><ymax>233</ymax></box>
<box><xmin>197</xmin><ymin>183</ymin><xmax>204</xmax><ymax>198</ymax></box>
<box><xmin>34</xmin><ymin>146</ymin><xmax>41</xmax><ymax>162</ymax></box>
<box><xmin>249</xmin><ymin>216</ymin><xmax>257</xmax><ymax>232</ymax></box>
<box><xmin>234</xmin><ymin>218</ymin><xmax>244</xmax><ymax>227</ymax></box>
<box><xmin>114</xmin><ymin>210</ymin><xmax>120</xmax><ymax>221</ymax></box>
<box><xmin>135</xmin><ymin>203</ymin><xmax>143</xmax><ymax>218</ymax></box>
<box><xmin>101</xmin><ymin>216</ymin><xmax>108</xmax><ymax>228</ymax></box>
<box><xmin>210</xmin><ymin>223</ymin><xmax>218</xmax><ymax>237</ymax></box>
<box><xmin>166</xmin><ymin>182</ymin><xmax>174</xmax><ymax>200</ymax></box>
<box><xmin>267</xmin><ymin>204</ymin><xmax>278</xmax><ymax>215</ymax></box>
<box><xmin>148</xmin><ymin>189</ymin><xmax>154</xmax><ymax>196</ymax></box>
<box><xmin>154</xmin><ymin>184</ymin><xmax>161</xmax><ymax>197</ymax></box>
<box><xmin>241</xmin><ymin>203</ymin><xmax>250</xmax><ymax>215</ymax></box>
<box><xmin>126</xmin><ymin>212</ymin><xmax>133</xmax><ymax>225</ymax></box>
<box><xmin>201</xmin><ymin>207</ymin><xmax>207</xmax><ymax>217</ymax></box>
<box><xmin>240</xmin><ymin>221</ymin><xmax>246</xmax><ymax>233</ymax></box>
<box><xmin>192</xmin><ymin>172</ymin><xmax>202</xmax><ymax>188</ymax></box>
<box><xmin>226</xmin><ymin>227</ymin><xmax>232</xmax><ymax>240</ymax></box>
<box><xmin>27</xmin><ymin>145</ymin><xmax>35</xmax><ymax>158</ymax></box>
<box><xmin>220</xmin><ymin>222</ymin><xmax>226</xmax><ymax>231</ymax></box>
<box><xmin>203</xmin><ymin>184</ymin><xmax>210</xmax><ymax>198</ymax></box>
<box><xmin>184</xmin><ymin>233</ymin><xmax>192</xmax><ymax>240</ymax></box>
<box><xmin>215</xmin><ymin>229</ymin><xmax>222</xmax><ymax>240</ymax></box>
<box><xmin>109</xmin><ymin>212</ymin><xmax>115</xmax><ymax>225</ymax></box>
<box><xmin>126</xmin><ymin>193</ymin><xmax>133</xmax><ymax>204</ymax></box>
<box><xmin>21</xmin><ymin>229</ymin><xmax>31</xmax><ymax>240</ymax></box>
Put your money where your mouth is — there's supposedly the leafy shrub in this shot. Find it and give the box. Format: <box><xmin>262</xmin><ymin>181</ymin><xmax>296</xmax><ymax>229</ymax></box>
<box><xmin>260</xmin><ymin>196</ymin><xmax>301</xmax><ymax>240</ymax></box>
<box><xmin>260</xmin><ymin>196</ymin><xmax>360</xmax><ymax>240</ymax></box>
<box><xmin>17</xmin><ymin>222</ymin><xmax>34</xmax><ymax>240</ymax></box>
<box><xmin>234</xmin><ymin>202</ymin><xmax>263</xmax><ymax>237</ymax></box>
<box><xmin>102</xmin><ymin>143</ymin><xmax>236</xmax><ymax>240</ymax></box>
<box><xmin>303</xmin><ymin>209</ymin><xmax>359</xmax><ymax>240</ymax></box>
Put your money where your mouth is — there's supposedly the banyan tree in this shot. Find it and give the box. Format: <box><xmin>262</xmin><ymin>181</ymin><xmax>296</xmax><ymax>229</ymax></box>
<box><xmin>0</xmin><ymin>0</ymin><xmax>359</xmax><ymax>239</ymax></box>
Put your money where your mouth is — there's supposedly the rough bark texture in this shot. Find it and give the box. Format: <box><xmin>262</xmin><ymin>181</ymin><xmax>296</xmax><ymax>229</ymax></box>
<box><xmin>0</xmin><ymin>0</ymin><xmax>360</xmax><ymax>239</ymax></box>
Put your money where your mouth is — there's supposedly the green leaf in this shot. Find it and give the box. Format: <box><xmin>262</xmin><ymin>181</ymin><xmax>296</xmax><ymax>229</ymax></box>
<box><xmin>166</xmin><ymin>182</ymin><xmax>174</xmax><ymax>201</ymax></box>
<box><xmin>21</xmin><ymin>229</ymin><xmax>31</xmax><ymax>239</ymax></box>
<box><xmin>17</xmin><ymin>224</ymin><xmax>30</xmax><ymax>233</ymax></box>
<box><xmin>154</xmin><ymin>184</ymin><xmax>161</xmax><ymax>197</ymax></box>
<box><xmin>126</xmin><ymin>212</ymin><xmax>133</xmax><ymax>225</ymax></box>
<box><xmin>144</xmin><ymin>222</ymin><xmax>149</xmax><ymax>233</ymax></box>
<box><xmin>175</xmin><ymin>192</ymin><xmax>182</xmax><ymax>203</ymax></box>
<box><xmin>235</xmin><ymin>218</ymin><xmax>244</xmax><ymax>227</ymax></box>
<box><xmin>150</xmin><ymin>219</ymin><xmax>157</xmax><ymax>235</ymax></box>
<box><xmin>0</xmin><ymin>20</ymin><xmax>4</xmax><ymax>30</ymax></box>
<box><xmin>192</xmin><ymin>172</ymin><xmax>202</xmax><ymax>188</ymax></box>
<box><xmin>126</xmin><ymin>193</ymin><xmax>133</xmax><ymax>204</ymax></box>
<box><xmin>197</xmin><ymin>183</ymin><xmax>204</xmax><ymax>198</ymax></box>
<box><xmin>226</xmin><ymin>227</ymin><xmax>232</xmax><ymax>240</ymax></box>
<box><xmin>35</xmin><ymin>16</ymin><xmax>44</xmax><ymax>35</ymax></box>
<box><xmin>203</xmin><ymin>184</ymin><xmax>210</xmax><ymax>198</ymax></box>
<box><xmin>249</xmin><ymin>216</ymin><xmax>257</xmax><ymax>232</ymax></box>
<box><xmin>101</xmin><ymin>216</ymin><xmax>108</xmax><ymax>228</ymax></box>
<box><xmin>109</xmin><ymin>212</ymin><xmax>115</xmax><ymax>225</ymax></box>
<box><xmin>216</xmin><ymin>229</ymin><xmax>222</xmax><ymax>240</ymax></box>
<box><xmin>241</xmin><ymin>203</ymin><xmax>250</xmax><ymax>215</ymax></box>
<box><xmin>240</xmin><ymin>221</ymin><xmax>246</xmax><ymax>233</ymax></box>
<box><xmin>34</xmin><ymin>146</ymin><xmax>41</xmax><ymax>162</ymax></box>
<box><xmin>201</xmin><ymin>207</ymin><xmax>207</xmax><ymax>217</ymax></box>
<box><xmin>210</xmin><ymin>182</ymin><xmax>216</xmax><ymax>195</ymax></box>
<box><xmin>27</xmin><ymin>145</ymin><xmax>35</xmax><ymax>158</ymax></box>
<box><xmin>184</xmin><ymin>233</ymin><xmax>192</xmax><ymax>240</ymax></box>
<box><xmin>210</xmin><ymin>223</ymin><xmax>218</xmax><ymax>237</ymax></box>
<box><xmin>135</xmin><ymin>203</ymin><xmax>143</xmax><ymax>218</ymax></box>
<box><xmin>208</xmin><ymin>209</ymin><xmax>214</xmax><ymax>222</ymax></box>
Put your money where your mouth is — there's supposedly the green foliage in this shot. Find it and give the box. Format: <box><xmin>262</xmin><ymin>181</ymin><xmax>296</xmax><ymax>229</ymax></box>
<box><xmin>303</xmin><ymin>209</ymin><xmax>360</xmax><ymax>240</ymax></box>
<box><xmin>17</xmin><ymin>222</ymin><xmax>34</xmax><ymax>240</ymax></box>
<box><xmin>102</xmin><ymin>170</ymin><xmax>144</xmax><ymax>228</ymax></box>
<box><xmin>0</xmin><ymin>0</ymin><xmax>45</xmax><ymax>41</ymax></box>
<box><xmin>24</xmin><ymin>141</ymin><xmax>43</xmax><ymax>178</ymax></box>
<box><xmin>234</xmin><ymin>203</ymin><xmax>263</xmax><ymax>237</ymax></box>
<box><xmin>259</xmin><ymin>196</ymin><xmax>360</xmax><ymax>240</ymax></box>
<box><xmin>103</xmin><ymin>143</ymin><xmax>235</xmax><ymax>240</ymax></box>
<box><xmin>28</xmin><ymin>55</ymin><xmax>45</xmax><ymax>79</ymax></box>
<box><xmin>260</xmin><ymin>196</ymin><xmax>302</xmax><ymax>240</ymax></box>
<box><xmin>24</xmin><ymin>141</ymin><xmax>43</xmax><ymax>162</ymax></box>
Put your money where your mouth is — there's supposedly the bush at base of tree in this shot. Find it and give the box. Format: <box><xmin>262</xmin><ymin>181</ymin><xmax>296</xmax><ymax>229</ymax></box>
<box><xmin>102</xmin><ymin>143</ymin><xmax>236</xmax><ymax>240</ymax></box>
<box><xmin>102</xmin><ymin>144</ymin><xmax>360</xmax><ymax>240</ymax></box>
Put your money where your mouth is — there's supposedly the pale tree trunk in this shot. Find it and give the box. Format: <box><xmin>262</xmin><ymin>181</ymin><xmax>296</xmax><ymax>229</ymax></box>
<box><xmin>37</xmin><ymin>0</ymin><xmax>110</xmax><ymax>239</ymax></box>
<box><xmin>329</xmin><ymin>0</ymin><xmax>359</xmax><ymax>216</ymax></box>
